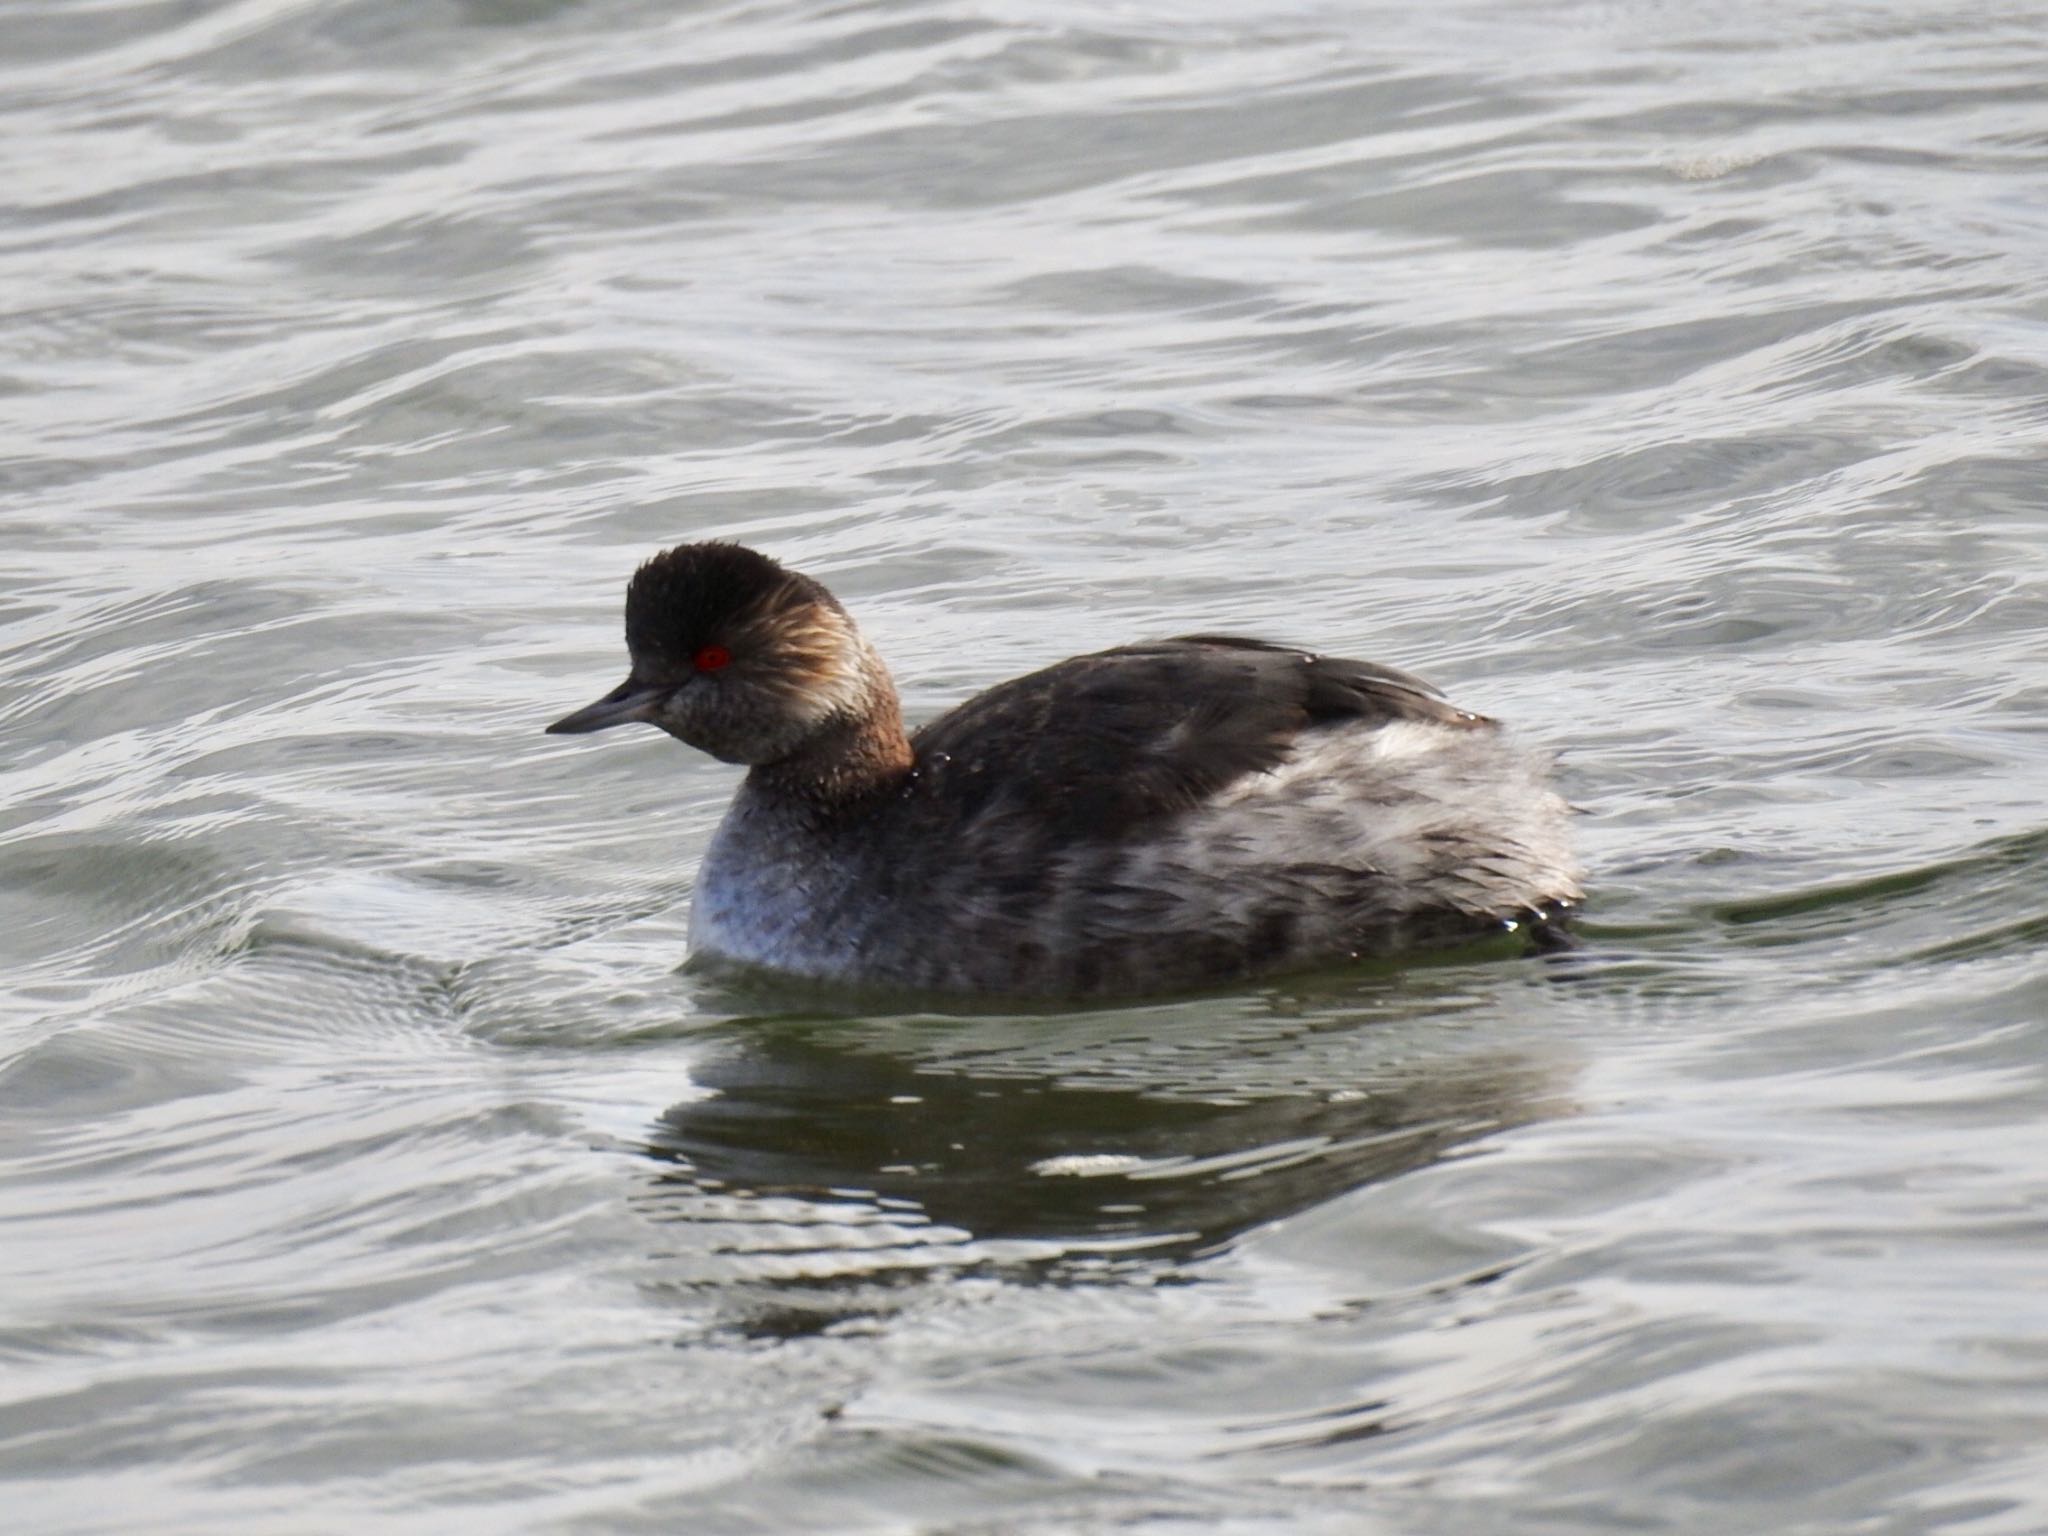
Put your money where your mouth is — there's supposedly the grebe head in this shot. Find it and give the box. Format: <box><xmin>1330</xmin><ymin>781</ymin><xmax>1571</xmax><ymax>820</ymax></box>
<box><xmin>545</xmin><ymin>542</ymin><xmax>879</xmax><ymax>767</ymax></box>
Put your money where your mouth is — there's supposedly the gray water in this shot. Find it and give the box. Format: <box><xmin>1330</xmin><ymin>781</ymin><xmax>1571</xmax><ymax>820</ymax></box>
<box><xmin>5</xmin><ymin>1</ymin><xmax>2048</xmax><ymax>1531</ymax></box>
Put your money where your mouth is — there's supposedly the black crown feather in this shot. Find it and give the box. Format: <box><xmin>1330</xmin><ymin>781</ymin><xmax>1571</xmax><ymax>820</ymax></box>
<box><xmin>624</xmin><ymin>542</ymin><xmax>820</xmax><ymax>659</ymax></box>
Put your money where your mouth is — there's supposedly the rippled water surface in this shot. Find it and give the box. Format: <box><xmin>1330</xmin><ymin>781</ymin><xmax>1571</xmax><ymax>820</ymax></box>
<box><xmin>6</xmin><ymin>0</ymin><xmax>2048</xmax><ymax>1530</ymax></box>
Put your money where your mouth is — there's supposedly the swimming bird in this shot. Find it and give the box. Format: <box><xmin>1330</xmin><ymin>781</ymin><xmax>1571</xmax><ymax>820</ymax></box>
<box><xmin>547</xmin><ymin>542</ymin><xmax>1581</xmax><ymax>998</ymax></box>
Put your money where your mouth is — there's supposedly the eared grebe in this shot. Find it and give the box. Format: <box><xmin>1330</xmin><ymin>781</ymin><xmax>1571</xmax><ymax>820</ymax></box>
<box><xmin>547</xmin><ymin>543</ymin><xmax>1582</xmax><ymax>998</ymax></box>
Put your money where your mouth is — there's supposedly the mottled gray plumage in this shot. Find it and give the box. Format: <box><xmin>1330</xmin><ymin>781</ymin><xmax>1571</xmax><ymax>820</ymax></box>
<box><xmin>548</xmin><ymin>542</ymin><xmax>1583</xmax><ymax>999</ymax></box>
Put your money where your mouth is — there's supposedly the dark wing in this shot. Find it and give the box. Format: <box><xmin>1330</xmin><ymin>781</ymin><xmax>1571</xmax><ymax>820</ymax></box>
<box><xmin>905</xmin><ymin>635</ymin><xmax>1487</xmax><ymax>841</ymax></box>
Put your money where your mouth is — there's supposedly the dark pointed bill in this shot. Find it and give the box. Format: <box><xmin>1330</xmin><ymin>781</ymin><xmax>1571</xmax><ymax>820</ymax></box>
<box><xmin>545</xmin><ymin>677</ymin><xmax>668</xmax><ymax>735</ymax></box>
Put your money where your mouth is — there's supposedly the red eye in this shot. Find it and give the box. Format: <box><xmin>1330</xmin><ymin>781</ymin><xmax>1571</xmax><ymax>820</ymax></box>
<box><xmin>692</xmin><ymin>644</ymin><xmax>732</xmax><ymax>672</ymax></box>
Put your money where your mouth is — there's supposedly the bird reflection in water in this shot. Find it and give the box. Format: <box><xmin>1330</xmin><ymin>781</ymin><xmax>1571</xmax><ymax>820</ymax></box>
<box><xmin>637</xmin><ymin>989</ymin><xmax>1570</xmax><ymax>1339</ymax></box>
